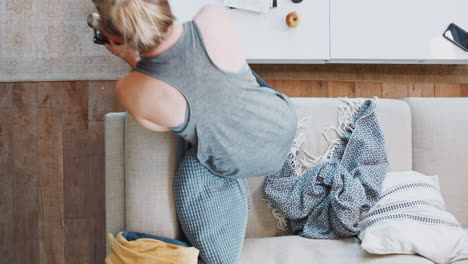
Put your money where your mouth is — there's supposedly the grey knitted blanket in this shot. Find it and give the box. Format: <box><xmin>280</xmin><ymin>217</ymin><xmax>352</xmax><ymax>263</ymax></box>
<box><xmin>264</xmin><ymin>99</ymin><xmax>388</xmax><ymax>239</ymax></box>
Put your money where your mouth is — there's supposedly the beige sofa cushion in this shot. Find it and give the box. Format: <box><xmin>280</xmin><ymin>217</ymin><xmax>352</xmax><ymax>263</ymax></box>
<box><xmin>240</xmin><ymin>230</ymin><xmax>468</xmax><ymax>264</ymax></box>
<box><xmin>246</xmin><ymin>98</ymin><xmax>412</xmax><ymax>238</ymax></box>
<box><xmin>239</xmin><ymin>236</ymin><xmax>434</xmax><ymax>264</ymax></box>
<box><xmin>404</xmin><ymin>98</ymin><xmax>468</xmax><ymax>228</ymax></box>
<box><xmin>241</xmin><ymin>229</ymin><xmax>468</xmax><ymax>264</ymax></box>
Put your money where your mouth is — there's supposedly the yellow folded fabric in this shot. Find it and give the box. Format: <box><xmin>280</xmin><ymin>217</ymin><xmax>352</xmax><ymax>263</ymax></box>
<box><xmin>105</xmin><ymin>232</ymin><xmax>199</xmax><ymax>264</ymax></box>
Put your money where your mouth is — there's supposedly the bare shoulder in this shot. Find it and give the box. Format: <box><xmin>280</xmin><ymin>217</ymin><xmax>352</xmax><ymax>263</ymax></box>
<box><xmin>194</xmin><ymin>4</ymin><xmax>234</xmax><ymax>38</ymax></box>
<box><xmin>115</xmin><ymin>73</ymin><xmax>171</xmax><ymax>132</ymax></box>
<box><xmin>115</xmin><ymin>72</ymin><xmax>146</xmax><ymax>106</ymax></box>
<box><xmin>193</xmin><ymin>4</ymin><xmax>246</xmax><ymax>72</ymax></box>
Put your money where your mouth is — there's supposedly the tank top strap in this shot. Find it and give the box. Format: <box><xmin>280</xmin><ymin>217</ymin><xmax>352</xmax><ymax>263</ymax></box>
<box><xmin>169</xmin><ymin>103</ymin><xmax>190</xmax><ymax>132</ymax></box>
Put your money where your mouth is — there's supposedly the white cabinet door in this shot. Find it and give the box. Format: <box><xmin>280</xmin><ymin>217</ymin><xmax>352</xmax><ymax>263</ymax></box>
<box><xmin>169</xmin><ymin>0</ymin><xmax>330</xmax><ymax>63</ymax></box>
<box><xmin>330</xmin><ymin>0</ymin><xmax>468</xmax><ymax>63</ymax></box>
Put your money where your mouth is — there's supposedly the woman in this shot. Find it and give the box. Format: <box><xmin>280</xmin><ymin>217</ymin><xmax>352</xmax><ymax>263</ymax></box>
<box><xmin>97</xmin><ymin>0</ymin><xmax>297</xmax><ymax>178</ymax></box>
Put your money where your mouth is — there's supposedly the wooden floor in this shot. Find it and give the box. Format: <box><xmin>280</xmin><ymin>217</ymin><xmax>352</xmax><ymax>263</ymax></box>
<box><xmin>0</xmin><ymin>81</ymin><xmax>123</xmax><ymax>264</ymax></box>
<box><xmin>1</xmin><ymin>64</ymin><xmax>468</xmax><ymax>264</ymax></box>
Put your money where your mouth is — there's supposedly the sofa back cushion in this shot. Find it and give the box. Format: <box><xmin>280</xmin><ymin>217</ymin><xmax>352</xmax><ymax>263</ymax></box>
<box><xmin>404</xmin><ymin>98</ymin><xmax>468</xmax><ymax>228</ymax></box>
<box><xmin>123</xmin><ymin>98</ymin><xmax>412</xmax><ymax>239</ymax></box>
<box><xmin>245</xmin><ymin>98</ymin><xmax>412</xmax><ymax>238</ymax></box>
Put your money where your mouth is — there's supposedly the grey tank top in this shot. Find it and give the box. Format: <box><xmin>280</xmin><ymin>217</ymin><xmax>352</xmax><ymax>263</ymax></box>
<box><xmin>133</xmin><ymin>20</ymin><xmax>297</xmax><ymax>178</ymax></box>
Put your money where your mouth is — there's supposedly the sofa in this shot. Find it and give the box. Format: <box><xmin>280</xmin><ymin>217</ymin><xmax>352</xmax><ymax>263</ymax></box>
<box><xmin>105</xmin><ymin>97</ymin><xmax>468</xmax><ymax>264</ymax></box>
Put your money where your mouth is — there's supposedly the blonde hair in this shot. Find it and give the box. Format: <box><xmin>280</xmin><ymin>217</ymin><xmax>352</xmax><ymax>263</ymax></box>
<box><xmin>95</xmin><ymin>0</ymin><xmax>175</xmax><ymax>53</ymax></box>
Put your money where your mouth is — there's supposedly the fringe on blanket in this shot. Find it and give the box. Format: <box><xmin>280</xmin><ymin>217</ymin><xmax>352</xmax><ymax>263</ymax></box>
<box><xmin>265</xmin><ymin>97</ymin><xmax>377</xmax><ymax>231</ymax></box>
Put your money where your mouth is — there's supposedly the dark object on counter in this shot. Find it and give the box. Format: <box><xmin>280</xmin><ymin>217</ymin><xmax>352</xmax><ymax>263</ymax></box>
<box><xmin>443</xmin><ymin>23</ymin><xmax>468</xmax><ymax>52</ymax></box>
<box><xmin>292</xmin><ymin>0</ymin><xmax>303</xmax><ymax>3</ymax></box>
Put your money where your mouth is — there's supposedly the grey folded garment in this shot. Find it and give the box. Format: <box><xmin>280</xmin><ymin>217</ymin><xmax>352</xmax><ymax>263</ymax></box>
<box><xmin>224</xmin><ymin>0</ymin><xmax>276</xmax><ymax>13</ymax></box>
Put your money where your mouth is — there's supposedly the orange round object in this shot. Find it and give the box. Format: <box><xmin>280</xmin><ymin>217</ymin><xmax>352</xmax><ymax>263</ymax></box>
<box><xmin>286</xmin><ymin>11</ymin><xmax>300</xmax><ymax>28</ymax></box>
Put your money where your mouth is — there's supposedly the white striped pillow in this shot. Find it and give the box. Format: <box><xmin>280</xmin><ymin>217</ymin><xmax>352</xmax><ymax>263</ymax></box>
<box><xmin>358</xmin><ymin>171</ymin><xmax>468</xmax><ymax>264</ymax></box>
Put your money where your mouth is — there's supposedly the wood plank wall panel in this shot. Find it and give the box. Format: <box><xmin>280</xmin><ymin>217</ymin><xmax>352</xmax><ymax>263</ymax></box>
<box><xmin>65</xmin><ymin>218</ymin><xmax>91</xmax><ymax>264</ymax></box>
<box><xmin>0</xmin><ymin>81</ymin><xmax>109</xmax><ymax>264</ymax></box>
<box><xmin>89</xmin><ymin>81</ymin><xmax>115</xmax><ymax>122</ymax></box>
<box><xmin>63</xmin><ymin>82</ymin><xmax>89</xmax><ymax>219</ymax></box>
<box><xmin>300</xmin><ymin>81</ymin><xmax>328</xmax><ymax>97</ymax></box>
<box><xmin>88</xmin><ymin>81</ymin><xmax>113</xmax><ymax>264</ymax></box>
<box><xmin>2</xmin><ymin>64</ymin><xmax>468</xmax><ymax>264</ymax></box>
<box><xmin>88</xmin><ymin>122</ymin><xmax>106</xmax><ymax>264</ymax></box>
<box><xmin>355</xmin><ymin>82</ymin><xmax>382</xmax><ymax>98</ymax></box>
<box><xmin>0</xmin><ymin>83</ymin><xmax>12</xmax><ymax>108</ymax></box>
<box><xmin>0</xmin><ymin>110</ymin><xmax>13</xmax><ymax>264</ymax></box>
<box><xmin>435</xmin><ymin>84</ymin><xmax>461</xmax><ymax>97</ymax></box>
<box><xmin>62</xmin><ymin>82</ymin><xmax>93</xmax><ymax>264</ymax></box>
<box><xmin>409</xmin><ymin>83</ymin><xmax>435</xmax><ymax>97</ymax></box>
<box><xmin>37</xmin><ymin>82</ymin><xmax>63</xmax><ymax>109</ymax></box>
<box><xmin>462</xmin><ymin>85</ymin><xmax>468</xmax><ymax>97</ymax></box>
<box><xmin>271</xmin><ymin>80</ymin><xmax>302</xmax><ymax>97</ymax></box>
<box><xmin>250</xmin><ymin>64</ymin><xmax>468</xmax><ymax>84</ymax></box>
<box><xmin>12</xmin><ymin>83</ymin><xmax>39</xmax><ymax>264</ymax></box>
<box><xmin>328</xmin><ymin>81</ymin><xmax>356</xmax><ymax>98</ymax></box>
<box><xmin>382</xmin><ymin>83</ymin><xmax>410</xmax><ymax>99</ymax></box>
<box><xmin>37</xmin><ymin>107</ymin><xmax>64</xmax><ymax>264</ymax></box>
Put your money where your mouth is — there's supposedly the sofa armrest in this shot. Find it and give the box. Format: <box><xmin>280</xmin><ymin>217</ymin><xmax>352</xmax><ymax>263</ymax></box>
<box><xmin>123</xmin><ymin>114</ymin><xmax>185</xmax><ymax>240</ymax></box>
<box><xmin>105</xmin><ymin>112</ymin><xmax>127</xmax><ymax>252</ymax></box>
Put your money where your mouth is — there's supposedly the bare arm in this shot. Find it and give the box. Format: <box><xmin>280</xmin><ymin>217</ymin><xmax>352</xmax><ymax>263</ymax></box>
<box><xmin>115</xmin><ymin>77</ymin><xmax>171</xmax><ymax>132</ymax></box>
<box><xmin>194</xmin><ymin>4</ymin><xmax>247</xmax><ymax>72</ymax></box>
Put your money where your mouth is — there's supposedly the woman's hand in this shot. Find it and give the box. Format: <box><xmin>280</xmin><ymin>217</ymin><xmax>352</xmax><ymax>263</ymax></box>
<box><xmin>105</xmin><ymin>40</ymin><xmax>141</xmax><ymax>68</ymax></box>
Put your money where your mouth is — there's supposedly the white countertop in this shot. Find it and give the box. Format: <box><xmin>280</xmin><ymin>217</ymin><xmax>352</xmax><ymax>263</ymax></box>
<box><xmin>330</xmin><ymin>0</ymin><xmax>468</xmax><ymax>64</ymax></box>
<box><xmin>169</xmin><ymin>0</ymin><xmax>468</xmax><ymax>64</ymax></box>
